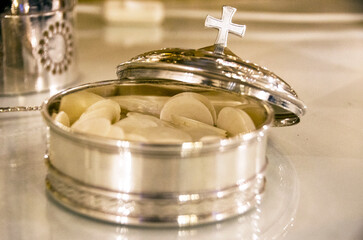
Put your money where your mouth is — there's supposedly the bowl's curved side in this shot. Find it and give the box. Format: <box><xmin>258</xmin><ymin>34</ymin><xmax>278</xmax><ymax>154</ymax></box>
<box><xmin>42</xmin><ymin>80</ymin><xmax>273</xmax><ymax>226</ymax></box>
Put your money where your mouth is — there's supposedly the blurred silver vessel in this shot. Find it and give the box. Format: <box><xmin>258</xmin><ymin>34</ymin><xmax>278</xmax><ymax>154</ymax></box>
<box><xmin>0</xmin><ymin>0</ymin><xmax>77</xmax><ymax>95</ymax></box>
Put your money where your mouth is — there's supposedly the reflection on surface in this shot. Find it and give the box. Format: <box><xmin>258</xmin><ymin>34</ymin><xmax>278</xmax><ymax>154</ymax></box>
<box><xmin>0</xmin><ymin>114</ymin><xmax>47</xmax><ymax>239</ymax></box>
<box><xmin>43</xmin><ymin>143</ymin><xmax>299</xmax><ymax>240</ymax></box>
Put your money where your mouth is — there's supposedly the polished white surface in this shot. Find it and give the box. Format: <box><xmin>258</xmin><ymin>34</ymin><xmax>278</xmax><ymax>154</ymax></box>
<box><xmin>1</xmin><ymin>4</ymin><xmax>363</xmax><ymax>240</ymax></box>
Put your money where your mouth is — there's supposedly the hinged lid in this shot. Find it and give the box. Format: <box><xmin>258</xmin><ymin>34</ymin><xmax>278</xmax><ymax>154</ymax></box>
<box><xmin>116</xmin><ymin>6</ymin><xmax>306</xmax><ymax>127</ymax></box>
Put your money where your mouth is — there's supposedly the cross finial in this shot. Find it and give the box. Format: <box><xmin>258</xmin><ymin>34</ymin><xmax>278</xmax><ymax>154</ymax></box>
<box><xmin>205</xmin><ymin>6</ymin><xmax>246</xmax><ymax>50</ymax></box>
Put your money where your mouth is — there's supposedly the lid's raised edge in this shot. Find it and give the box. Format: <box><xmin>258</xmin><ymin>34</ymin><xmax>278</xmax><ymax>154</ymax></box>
<box><xmin>116</xmin><ymin>60</ymin><xmax>306</xmax><ymax>127</ymax></box>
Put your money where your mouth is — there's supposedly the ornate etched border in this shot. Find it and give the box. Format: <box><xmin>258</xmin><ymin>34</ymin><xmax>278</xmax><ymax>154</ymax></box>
<box><xmin>46</xmin><ymin>158</ymin><xmax>266</xmax><ymax>227</ymax></box>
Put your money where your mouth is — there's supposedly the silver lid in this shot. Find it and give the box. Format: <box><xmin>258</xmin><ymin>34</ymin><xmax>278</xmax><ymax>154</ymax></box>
<box><xmin>116</xmin><ymin>6</ymin><xmax>306</xmax><ymax>127</ymax></box>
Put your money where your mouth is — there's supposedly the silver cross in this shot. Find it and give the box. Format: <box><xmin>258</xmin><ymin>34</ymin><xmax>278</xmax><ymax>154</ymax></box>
<box><xmin>205</xmin><ymin>6</ymin><xmax>246</xmax><ymax>48</ymax></box>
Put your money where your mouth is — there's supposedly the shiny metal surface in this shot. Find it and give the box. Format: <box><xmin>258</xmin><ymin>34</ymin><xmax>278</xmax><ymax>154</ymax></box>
<box><xmin>46</xmin><ymin>156</ymin><xmax>266</xmax><ymax>227</ymax></box>
<box><xmin>116</xmin><ymin>6</ymin><xmax>305</xmax><ymax>127</ymax></box>
<box><xmin>205</xmin><ymin>6</ymin><xmax>246</xmax><ymax>49</ymax></box>
<box><xmin>41</xmin><ymin>79</ymin><xmax>274</xmax><ymax>226</ymax></box>
<box><xmin>117</xmin><ymin>45</ymin><xmax>306</xmax><ymax>127</ymax></box>
<box><xmin>0</xmin><ymin>0</ymin><xmax>77</xmax><ymax>95</ymax></box>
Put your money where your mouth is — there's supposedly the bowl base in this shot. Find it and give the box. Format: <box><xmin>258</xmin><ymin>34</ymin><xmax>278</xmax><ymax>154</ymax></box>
<box><xmin>45</xmin><ymin>157</ymin><xmax>266</xmax><ymax>227</ymax></box>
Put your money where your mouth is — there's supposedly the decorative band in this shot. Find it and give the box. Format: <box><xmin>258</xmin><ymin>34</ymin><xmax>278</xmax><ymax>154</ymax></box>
<box><xmin>46</xmin><ymin>157</ymin><xmax>266</xmax><ymax>226</ymax></box>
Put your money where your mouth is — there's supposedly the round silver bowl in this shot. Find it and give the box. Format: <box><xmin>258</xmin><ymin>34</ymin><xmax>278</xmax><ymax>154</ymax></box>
<box><xmin>42</xmin><ymin>79</ymin><xmax>274</xmax><ymax>227</ymax></box>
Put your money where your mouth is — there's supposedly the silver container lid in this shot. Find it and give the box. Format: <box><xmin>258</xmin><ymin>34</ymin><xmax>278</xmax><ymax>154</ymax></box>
<box><xmin>117</xmin><ymin>6</ymin><xmax>306</xmax><ymax>127</ymax></box>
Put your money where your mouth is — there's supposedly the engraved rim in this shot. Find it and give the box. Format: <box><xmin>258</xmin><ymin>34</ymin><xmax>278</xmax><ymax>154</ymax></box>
<box><xmin>45</xmin><ymin>157</ymin><xmax>267</xmax><ymax>227</ymax></box>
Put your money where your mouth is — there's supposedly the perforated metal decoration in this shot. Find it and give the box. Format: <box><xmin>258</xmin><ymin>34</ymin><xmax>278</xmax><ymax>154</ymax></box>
<box><xmin>38</xmin><ymin>21</ymin><xmax>74</xmax><ymax>75</ymax></box>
